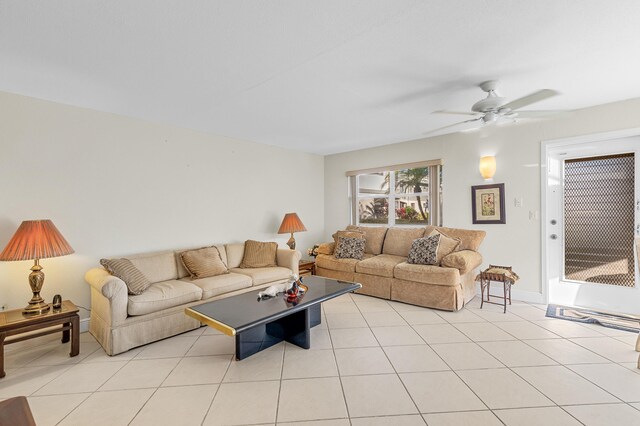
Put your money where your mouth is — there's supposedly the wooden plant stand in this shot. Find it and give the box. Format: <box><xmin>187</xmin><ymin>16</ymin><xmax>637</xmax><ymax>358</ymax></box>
<box><xmin>477</xmin><ymin>265</ymin><xmax>519</xmax><ymax>313</ymax></box>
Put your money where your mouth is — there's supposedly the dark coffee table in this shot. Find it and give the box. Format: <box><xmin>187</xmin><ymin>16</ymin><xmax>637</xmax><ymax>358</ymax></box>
<box><xmin>185</xmin><ymin>276</ymin><xmax>361</xmax><ymax>360</ymax></box>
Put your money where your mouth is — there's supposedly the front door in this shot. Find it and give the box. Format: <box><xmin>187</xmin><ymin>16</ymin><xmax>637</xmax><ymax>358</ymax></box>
<box><xmin>545</xmin><ymin>136</ymin><xmax>640</xmax><ymax>315</ymax></box>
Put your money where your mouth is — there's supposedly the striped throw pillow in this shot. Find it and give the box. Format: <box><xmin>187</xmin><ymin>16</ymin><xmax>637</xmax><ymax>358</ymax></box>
<box><xmin>100</xmin><ymin>258</ymin><xmax>151</xmax><ymax>295</ymax></box>
<box><xmin>180</xmin><ymin>246</ymin><xmax>229</xmax><ymax>279</ymax></box>
<box><xmin>239</xmin><ymin>240</ymin><xmax>278</xmax><ymax>268</ymax></box>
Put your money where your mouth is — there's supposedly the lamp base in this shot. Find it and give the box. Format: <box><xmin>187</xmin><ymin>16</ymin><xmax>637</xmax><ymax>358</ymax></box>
<box><xmin>287</xmin><ymin>234</ymin><xmax>296</xmax><ymax>250</ymax></box>
<box><xmin>22</xmin><ymin>259</ymin><xmax>50</xmax><ymax>315</ymax></box>
<box><xmin>23</xmin><ymin>300</ymin><xmax>50</xmax><ymax>315</ymax></box>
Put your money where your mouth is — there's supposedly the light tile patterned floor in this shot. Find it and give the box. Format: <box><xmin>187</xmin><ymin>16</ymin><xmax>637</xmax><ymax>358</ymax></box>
<box><xmin>4</xmin><ymin>294</ymin><xmax>640</xmax><ymax>425</ymax></box>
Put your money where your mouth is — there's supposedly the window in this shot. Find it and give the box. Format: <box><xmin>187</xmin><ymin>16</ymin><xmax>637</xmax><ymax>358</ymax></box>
<box><xmin>348</xmin><ymin>160</ymin><xmax>443</xmax><ymax>226</ymax></box>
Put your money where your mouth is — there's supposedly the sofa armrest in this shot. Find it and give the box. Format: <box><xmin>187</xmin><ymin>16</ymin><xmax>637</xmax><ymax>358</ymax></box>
<box><xmin>317</xmin><ymin>242</ymin><xmax>335</xmax><ymax>255</ymax></box>
<box><xmin>276</xmin><ymin>249</ymin><xmax>302</xmax><ymax>275</ymax></box>
<box><xmin>441</xmin><ymin>250</ymin><xmax>483</xmax><ymax>275</ymax></box>
<box><xmin>85</xmin><ymin>267</ymin><xmax>129</xmax><ymax>326</ymax></box>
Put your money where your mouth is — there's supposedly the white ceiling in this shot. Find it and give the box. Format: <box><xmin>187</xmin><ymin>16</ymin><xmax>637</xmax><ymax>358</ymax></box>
<box><xmin>2</xmin><ymin>1</ymin><xmax>640</xmax><ymax>155</ymax></box>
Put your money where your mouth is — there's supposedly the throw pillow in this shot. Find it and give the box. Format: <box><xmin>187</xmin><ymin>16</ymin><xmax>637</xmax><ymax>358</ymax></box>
<box><xmin>427</xmin><ymin>230</ymin><xmax>461</xmax><ymax>263</ymax></box>
<box><xmin>334</xmin><ymin>236</ymin><xmax>366</xmax><ymax>260</ymax></box>
<box><xmin>382</xmin><ymin>227</ymin><xmax>426</xmax><ymax>257</ymax></box>
<box><xmin>316</xmin><ymin>242</ymin><xmax>335</xmax><ymax>255</ymax></box>
<box><xmin>100</xmin><ymin>258</ymin><xmax>151</xmax><ymax>295</ymax></box>
<box><xmin>346</xmin><ymin>225</ymin><xmax>388</xmax><ymax>254</ymax></box>
<box><xmin>240</xmin><ymin>240</ymin><xmax>278</xmax><ymax>268</ymax></box>
<box><xmin>180</xmin><ymin>246</ymin><xmax>228</xmax><ymax>279</ymax></box>
<box><xmin>407</xmin><ymin>234</ymin><xmax>441</xmax><ymax>265</ymax></box>
<box><xmin>332</xmin><ymin>229</ymin><xmax>365</xmax><ymax>245</ymax></box>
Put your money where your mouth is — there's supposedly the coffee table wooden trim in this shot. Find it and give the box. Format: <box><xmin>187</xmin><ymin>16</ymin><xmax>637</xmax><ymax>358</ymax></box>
<box><xmin>185</xmin><ymin>309</ymin><xmax>236</xmax><ymax>336</ymax></box>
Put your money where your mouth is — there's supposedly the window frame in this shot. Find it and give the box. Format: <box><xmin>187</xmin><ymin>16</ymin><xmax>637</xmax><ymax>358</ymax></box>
<box><xmin>347</xmin><ymin>160</ymin><xmax>443</xmax><ymax>227</ymax></box>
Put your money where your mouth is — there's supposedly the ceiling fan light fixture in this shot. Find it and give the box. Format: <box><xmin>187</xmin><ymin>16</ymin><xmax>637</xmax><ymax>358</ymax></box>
<box><xmin>483</xmin><ymin>111</ymin><xmax>498</xmax><ymax>123</ymax></box>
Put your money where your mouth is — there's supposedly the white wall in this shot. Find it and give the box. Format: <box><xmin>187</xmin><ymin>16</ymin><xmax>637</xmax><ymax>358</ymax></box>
<box><xmin>0</xmin><ymin>92</ymin><xmax>324</xmax><ymax>318</ymax></box>
<box><xmin>325</xmin><ymin>98</ymin><xmax>640</xmax><ymax>301</ymax></box>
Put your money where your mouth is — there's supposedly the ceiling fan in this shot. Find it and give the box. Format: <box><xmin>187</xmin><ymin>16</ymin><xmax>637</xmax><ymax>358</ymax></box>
<box><xmin>427</xmin><ymin>80</ymin><xmax>561</xmax><ymax>134</ymax></box>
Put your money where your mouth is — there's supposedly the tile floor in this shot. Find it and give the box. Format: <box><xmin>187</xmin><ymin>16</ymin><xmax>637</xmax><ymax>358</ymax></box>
<box><xmin>3</xmin><ymin>294</ymin><xmax>640</xmax><ymax>425</ymax></box>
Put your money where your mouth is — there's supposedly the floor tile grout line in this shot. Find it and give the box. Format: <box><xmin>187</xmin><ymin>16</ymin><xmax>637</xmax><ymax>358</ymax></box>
<box><xmin>324</xmin><ymin>309</ymin><xmax>353</xmax><ymax>425</ymax></box>
<box><xmin>389</xmin><ymin>294</ymin><xmax>507</xmax><ymax>419</ymax></box>
<box><xmin>567</xmin><ymin>335</ymin><xmax>637</xmax><ymax>363</ymax></box>
<box><xmin>52</xmin><ymin>392</ymin><xmax>93</xmax><ymax>426</ymax></box>
<box><xmin>30</xmin><ymin>346</ymin><xmax>132</xmax><ymax>398</ymax></box>
<box><xmin>519</xmin><ymin>334</ymin><xmax>621</xmax><ymax>365</ymax></box>
<box><xmin>506</xmin><ymin>361</ymin><xmax>624</xmax><ymax>414</ymax></box>
<box><xmin>499</xmin><ymin>315</ymin><xmax>624</xmax><ymax>419</ymax></box>
<box><xmin>8</xmin><ymin>294</ymin><xmax>640</xmax><ymax>425</ymax></box>
<box><xmin>125</xmin><ymin>339</ymin><xmax>205</xmax><ymax>425</ymax></box>
<box><xmin>355</xmin><ymin>299</ymin><xmax>425</xmax><ymax>419</ymax></box>
<box><xmin>562</xmin><ymin>362</ymin><xmax>640</xmax><ymax>404</ymax></box>
<box><xmin>273</xmin><ymin>341</ymin><xmax>287</xmax><ymax>424</ymax></box>
<box><xmin>392</xmin><ymin>297</ymin><xmax>582</xmax><ymax>418</ymax></box>
<box><xmin>126</xmin><ymin>386</ymin><xmax>160</xmax><ymax>426</ymax></box>
<box><xmin>200</xmin><ymin>350</ymin><xmax>234</xmax><ymax>426</ymax></box>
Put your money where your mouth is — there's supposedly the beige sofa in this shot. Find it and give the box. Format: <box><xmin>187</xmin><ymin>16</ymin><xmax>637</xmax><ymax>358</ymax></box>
<box><xmin>316</xmin><ymin>225</ymin><xmax>485</xmax><ymax>311</ymax></box>
<box><xmin>85</xmin><ymin>243</ymin><xmax>301</xmax><ymax>355</ymax></box>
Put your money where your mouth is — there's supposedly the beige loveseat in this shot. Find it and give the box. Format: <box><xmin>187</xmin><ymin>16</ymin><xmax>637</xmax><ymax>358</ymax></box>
<box><xmin>85</xmin><ymin>243</ymin><xmax>300</xmax><ymax>355</ymax></box>
<box><xmin>316</xmin><ymin>226</ymin><xmax>485</xmax><ymax>311</ymax></box>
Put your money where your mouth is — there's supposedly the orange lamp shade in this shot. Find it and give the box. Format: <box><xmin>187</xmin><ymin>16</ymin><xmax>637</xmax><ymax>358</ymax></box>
<box><xmin>277</xmin><ymin>213</ymin><xmax>307</xmax><ymax>234</ymax></box>
<box><xmin>0</xmin><ymin>220</ymin><xmax>74</xmax><ymax>261</ymax></box>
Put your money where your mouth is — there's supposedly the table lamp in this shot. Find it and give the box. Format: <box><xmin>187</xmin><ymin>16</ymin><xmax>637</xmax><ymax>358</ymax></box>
<box><xmin>277</xmin><ymin>213</ymin><xmax>307</xmax><ymax>250</ymax></box>
<box><xmin>0</xmin><ymin>220</ymin><xmax>74</xmax><ymax>315</ymax></box>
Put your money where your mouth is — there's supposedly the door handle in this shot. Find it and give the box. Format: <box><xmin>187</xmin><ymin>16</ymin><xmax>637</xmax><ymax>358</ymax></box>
<box><xmin>550</xmin><ymin>234</ymin><xmax>558</xmax><ymax>240</ymax></box>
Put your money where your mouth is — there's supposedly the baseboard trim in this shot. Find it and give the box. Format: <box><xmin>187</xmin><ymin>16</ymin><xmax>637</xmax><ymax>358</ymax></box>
<box><xmin>476</xmin><ymin>283</ymin><xmax>544</xmax><ymax>304</ymax></box>
<box><xmin>80</xmin><ymin>318</ymin><xmax>90</xmax><ymax>333</ymax></box>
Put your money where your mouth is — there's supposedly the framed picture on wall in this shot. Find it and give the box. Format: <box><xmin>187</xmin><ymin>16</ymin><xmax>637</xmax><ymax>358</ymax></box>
<box><xmin>471</xmin><ymin>183</ymin><xmax>506</xmax><ymax>224</ymax></box>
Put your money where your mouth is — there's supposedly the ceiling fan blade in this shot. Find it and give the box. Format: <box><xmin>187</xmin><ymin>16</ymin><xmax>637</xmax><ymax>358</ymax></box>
<box><xmin>432</xmin><ymin>110</ymin><xmax>481</xmax><ymax>116</ymax></box>
<box><xmin>512</xmin><ymin>109</ymin><xmax>568</xmax><ymax>118</ymax></box>
<box><xmin>423</xmin><ymin>117</ymin><xmax>483</xmax><ymax>135</ymax></box>
<box><xmin>501</xmin><ymin>89</ymin><xmax>560</xmax><ymax>111</ymax></box>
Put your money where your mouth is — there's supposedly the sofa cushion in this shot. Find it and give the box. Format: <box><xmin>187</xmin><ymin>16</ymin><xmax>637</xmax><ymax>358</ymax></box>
<box><xmin>356</xmin><ymin>254</ymin><xmax>406</xmax><ymax>278</ymax></box>
<box><xmin>441</xmin><ymin>250</ymin><xmax>483</xmax><ymax>274</ymax></box>
<box><xmin>317</xmin><ymin>242</ymin><xmax>335</xmax><ymax>255</ymax></box>
<box><xmin>427</xmin><ymin>230</ymin><xmax>461</xmax><ymax>263</ymax></box>
<box><xmin>100</xmin><ymin>258</ymin><xmax>151</xmax><ymax>295</ymax></box>
<box><xmin>190</xmin><ymin>272</ymin><xmax>252</xmax><ymax>299</ymax></box>
<box><xmin>240</xmin><ymin>240</ymin><xmax>278</xmax><ymax>268</ymax></box>
<box><xmin>335</xmin><ymin>237</ymin><xmax>366</xmax><ymax>260</ymax></box>
<box><xmin>407</xmin><ymin>235</ymin><xmax>440</xmax><ymax>265</ymax></box>
<box><xmin>231</xmin><ymin>266</ymin><xmax>292</xmax><ymax>285</ymax></box>
<box><xmin>127</xmin><ymin>280</ymin><xmax>203</xmax><ymax>316</ymax></box>
<box><xmin>346</xmin><ymin>226</ymin><xmax>388</xmax><ymax>255</ymax></box>
<box><xmin>394</xmin><ymin>262</ymin><xmax>460</xmax><ymax>286</ymax></box>
<box><xmin>128</xmin><ymin>251</ymin><xmax>178</xmax><ymax>283</ymax></box>
<box><xmin>176</xmin><ymin>245</ymin><xmax>227</xmax><ymax>278</ymax></box>
<box><xmin>180</xmin><ymin>246</ymin><xmax>229</xmax><ymax>279</ymax></box>
<box><xmin>332</xmin><ymin>229</ymin><xmax>365</xmax><ymax>244</ymax></box>
<box><xmin>225</xmin><ymin>243</ymin><xmax>245</xmax><ymax>268</ymax></box>
<box><xmin>316</xmin><ymin>253</ymin><xmax>374</xmax><ymax>273</ymax></box>
<box><xmin>425</xmin><ymin>226</ymin><xmax>486</xmax><ymax>252</ymax></box>
<box><xmin>382</xmin><ymin>227</ymin><xmax>426</xmax><ymax>257</ymax></box>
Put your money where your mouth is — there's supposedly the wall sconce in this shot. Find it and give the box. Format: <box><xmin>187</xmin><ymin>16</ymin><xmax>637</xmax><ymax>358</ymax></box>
<box><xmin>479</xmin><ymin>156</ymin><xmax>496</xmax><ymax>179</ymax></box>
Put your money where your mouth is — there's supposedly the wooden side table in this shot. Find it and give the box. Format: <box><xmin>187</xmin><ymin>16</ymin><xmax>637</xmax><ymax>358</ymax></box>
<box><xmin>0</xmin><ymin>300</ymin><xmax>80</xmax><ymax>378</ymax></box>
<box><xmin>476</xmin><ymin>265</ymin><xmax>520</xmax><ymax>313</ymax></box>
<box><xmin>299</xmin><ymin>259</ymin><xmax>316</xmax><ymax>277</ymax></box>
